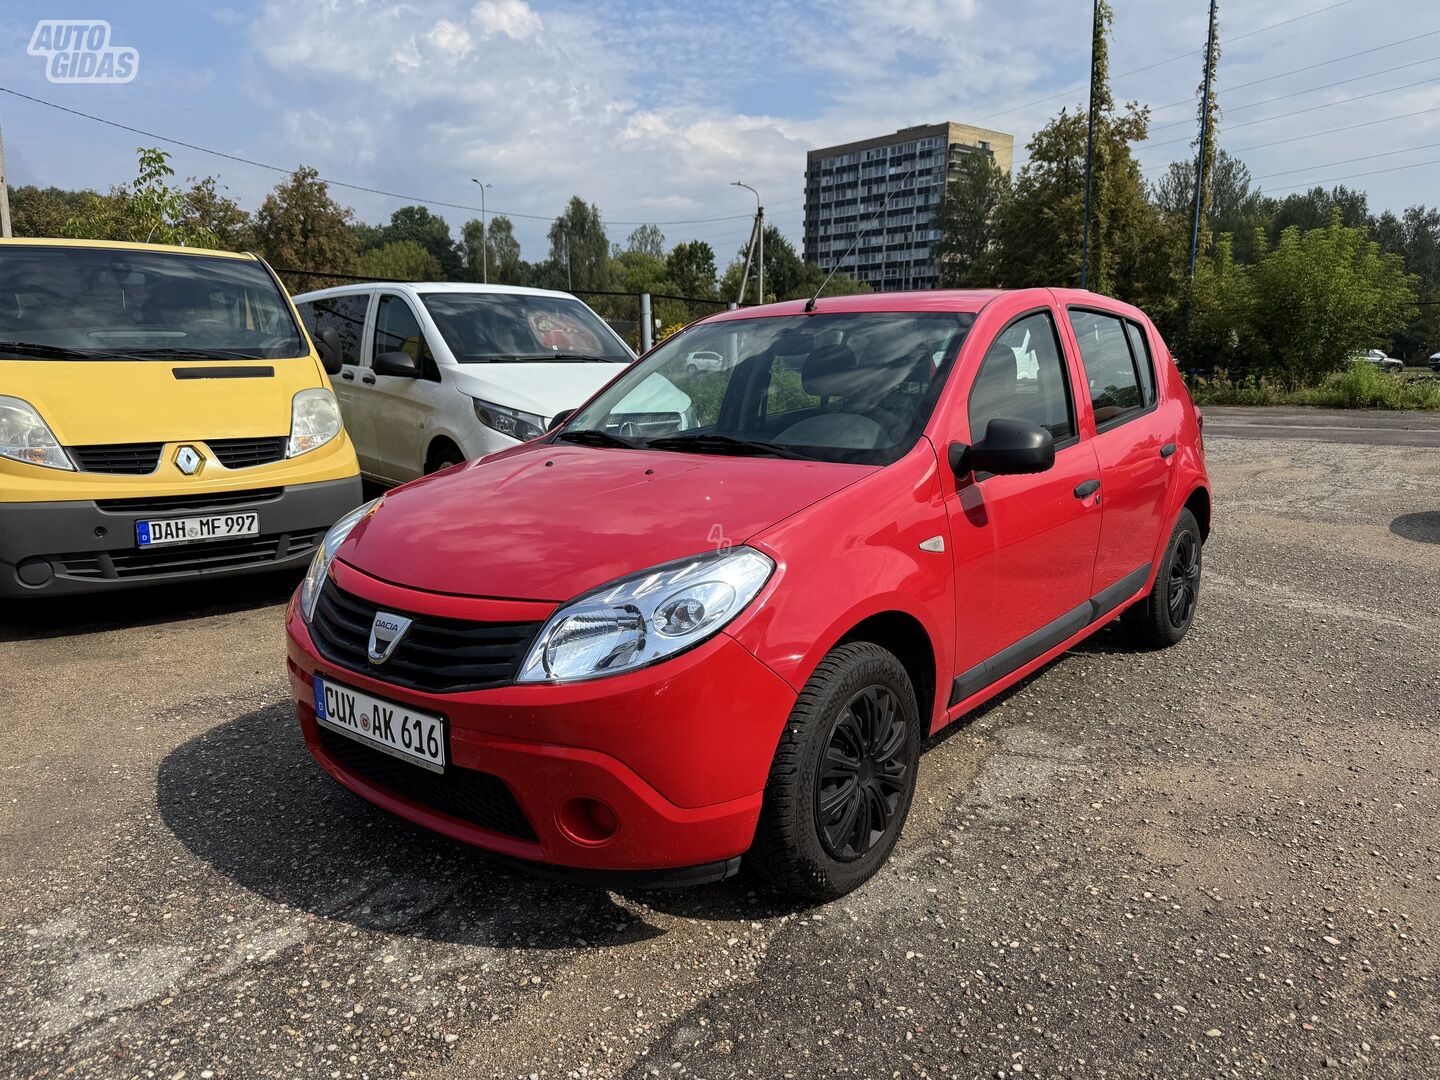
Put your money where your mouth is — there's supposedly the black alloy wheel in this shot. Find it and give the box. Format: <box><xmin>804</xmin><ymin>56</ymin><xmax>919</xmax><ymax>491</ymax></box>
<box><xmin>816</xmin><ymin>685</ymin><xmax>909</xmax><ymax>861</ymax></box>
<box><xmin>1167</xmin><ymin>530</ymin><xmax>1201</xmax><ymax>628</ymax></box>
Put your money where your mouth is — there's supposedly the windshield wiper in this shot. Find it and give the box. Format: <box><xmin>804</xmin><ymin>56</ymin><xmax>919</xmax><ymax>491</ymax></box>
<box><xmin>509</xmin><ymin>353</ymin><xmax>626</xmax><ymax>363</ymax></box>
<box><xmin>0</xmin><ymin>340</ymin><xmax>98</xmax><ymax>360</ymax></box>
<box><xmin>644</xmin><ymin>433</ymin><xmax>809</xmax><ymax>460</ymax></box>
<box><xmin>101</xmin><ymin>347</ymin><xmax>265</xmax><ymax>361</ymax></box>
<box><xmin>555</xmin><ymin>428</ymin><xmax>640</xmax><ymax>449</ymax></box>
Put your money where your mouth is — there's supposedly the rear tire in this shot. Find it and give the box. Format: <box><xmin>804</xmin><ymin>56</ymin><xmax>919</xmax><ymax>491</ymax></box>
<box><xmin>751</xmin><ymin>642</ymin><xmax>921</xmax><ymax>902</ymax></box>
<box><xmin>1122</xmin><ymin>508</ymin><xmax>1202</xmax><ymax>649</ymax></box>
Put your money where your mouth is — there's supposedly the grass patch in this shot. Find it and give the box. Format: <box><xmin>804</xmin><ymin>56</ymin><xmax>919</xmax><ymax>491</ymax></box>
<box><xmin>1190</xmin><ymin>364</ymin><xmax>1440</xmax><ymax>411</ymax></box>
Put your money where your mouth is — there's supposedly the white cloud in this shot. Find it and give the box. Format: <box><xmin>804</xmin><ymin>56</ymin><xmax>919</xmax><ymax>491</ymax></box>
<box><xmin>471</xmin><ymin>0</ymin><xmax>542</xmax><ymax>40</ymax></box>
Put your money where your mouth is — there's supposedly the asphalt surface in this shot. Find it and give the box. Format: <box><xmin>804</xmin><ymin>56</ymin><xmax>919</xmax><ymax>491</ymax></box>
<box><xmin>3</xmin><ymin>418</ymin><xmax>1440</xmax><ymax>1079</ymax></box>
<box><xmin>1201</xmin><ymin>406</ymin><xmax>1440</xmax><ymax>447</ymax></box>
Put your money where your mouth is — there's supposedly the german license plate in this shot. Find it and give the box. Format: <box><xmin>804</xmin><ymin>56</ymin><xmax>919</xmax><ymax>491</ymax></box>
<box><xmin>312</xmin><ymin>675</ymin><xmax>446</xmax><ymax>773</ymax></box>
<box><xmin>136</xmin><ymin>512</ymin><xmax>259</xmax><ymax>547</ymax></box>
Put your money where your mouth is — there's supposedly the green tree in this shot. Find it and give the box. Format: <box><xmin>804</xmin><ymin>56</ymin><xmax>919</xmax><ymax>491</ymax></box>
<box><xmin>379</xmin><ymin>206</ymin><xmax>462</xmax><ymax>279</ymax></box>
<box><xmin>357</xmin><ymin>239</ymin><xmax>442</xmax><ymax>280</ymax></box>
<box><xmin>1190</xmin><ymin>0</ymin><xmax>1222</xmax><ymax>248</ymax></box>
<box><xmin>8</xmin><ymin>185</ymin><xmax>91</xmax><ymax>238</ymax></box>
<box><xmin>935</xmin><ymin>153</ymin><xmax>1008</xmax><ymax>287</ymax></box>
<box><xmin>180</xmin><ymin>176</ymin><xmax>253</xmax><ymax>251</ymax></box>
<box><xmin>546</xmin><ymin>197</ymin><xmax>611</xmax><ymax>292</ymax></box>
<box><xmin>253</xmin><ymin>166</ymin><xmax>360</xmax><ymax>293</ymax></box>
<box><xmin>666</xmin><ymin>240</ymin><xmax>718</xmax><ymax>299</ymax></box>
<box><xmin>626</xmin><ymin>223</ymin><xmax>665</xmax><ymax>259</ymax></box>
<box><xmin>63</xmin><ymin>147</ymin><xmax>219</xmax><ymax>248</ymax></box>
<box><xmin>460</xmin><ymin>214</ymin><xmax>526</xmax><ymax>284</ymax></box>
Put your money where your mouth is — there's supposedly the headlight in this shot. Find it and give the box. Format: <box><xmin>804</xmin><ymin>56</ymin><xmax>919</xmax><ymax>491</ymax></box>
<box><xmin>288</xmin><ymin>388</ymin><xmax>342</xmax><ymax>457</ymax></box>
<box><xmin>299</xmin><ymin>498</ymin><xmax>380</xmax><ymax>621</ymax></box>
<box><xmin>517</xmin><ymin>547</ymin><xmax>774</xmax><ymax>683</ymax></box>
<box><xmin>0</xmin><ymin>396</ymin><xmax>73</xmax><ymax>471</ymax></box>
<box><xmin>473</xmin><ymin>398</ymin><xmax>546</xmax><ymax>442</ymax></box>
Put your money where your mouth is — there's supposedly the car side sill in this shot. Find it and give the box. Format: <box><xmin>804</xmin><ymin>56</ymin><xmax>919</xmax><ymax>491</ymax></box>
<box><xmin>948</xmin><ymin>562</ymin><xmax>1152</xmax><ymax>707</ymax></box>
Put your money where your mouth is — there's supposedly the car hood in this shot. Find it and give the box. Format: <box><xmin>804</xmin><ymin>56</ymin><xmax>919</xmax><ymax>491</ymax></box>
<box><xmin>447</xmin><ymin>362</ymin><xmax>630</xmax><ymax>420</ymax></box>
<box><xmin>340</xmin><ymin>443</ymin><xmax>871</xmax><ymax>601</ymax></box>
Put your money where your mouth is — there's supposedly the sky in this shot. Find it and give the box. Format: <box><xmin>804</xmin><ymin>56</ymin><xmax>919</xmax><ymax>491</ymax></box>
<box><xmin>1</xmin><ymin>0</ymin><xmax>1438</xmax><ymax>267</ymax></box>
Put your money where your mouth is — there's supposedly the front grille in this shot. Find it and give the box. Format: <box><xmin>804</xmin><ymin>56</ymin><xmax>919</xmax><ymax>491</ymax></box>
<box><xmin>310</xmin><ymin>580</ymin><xmax>541</xmax><ymax>695</ymax></box>
<box><xmin>208</xmin><ymin>436</ymin><xmax>287</xmax><ymax>469</ymax></box>
<box><xmin>52</xmin><ymin>528</ymin><xmax>323</xmax><ymax>581</ymax></box>
<box><xmin>316</xmin><ymin>725</ymin><xmax>535</xmax><ymax>840</ymax></box>
<box><xmin>97</xmin><ymin>488</ymin><xmax>284</xmax><ymax>515</ymax></box>
<box><xmin>70</xmin><ymin>443</ymin><xmax>162</xmax><ymax>474</ymax></box>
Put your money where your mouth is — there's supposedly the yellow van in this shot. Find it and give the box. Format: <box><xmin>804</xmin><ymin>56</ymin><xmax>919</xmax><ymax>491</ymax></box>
<box><xmin>0</xmin><ymin>238</ymin><xmax>361</xmax><ymax>596</ymax></box>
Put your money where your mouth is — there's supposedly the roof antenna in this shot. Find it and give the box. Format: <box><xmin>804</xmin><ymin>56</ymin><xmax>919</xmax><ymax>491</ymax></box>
<box><xmin>804</xmin><ymin>166</ymin><xmax>916</xmax><ymax>313</ymax></box>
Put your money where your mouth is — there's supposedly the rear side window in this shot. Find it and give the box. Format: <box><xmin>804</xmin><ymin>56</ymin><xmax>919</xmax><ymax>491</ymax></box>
<box><xmin>299</xmin><ymin>293</ymin><xmax>368</xmax><ymax>367</ymax></box>
<box><xmin>1067</xmin><ymin>310</ymin><xmax>1146</xmax><ymax>428</ymax></box>
<box><xmin>1124</xmin><ymin>321</ymin><xmax>1157</xmax><ymax>406</ymax></box>
<box><xmin>968</xmin><ymin>311</ymin><xmax>1074</xmax><ymax>442</ymax></box>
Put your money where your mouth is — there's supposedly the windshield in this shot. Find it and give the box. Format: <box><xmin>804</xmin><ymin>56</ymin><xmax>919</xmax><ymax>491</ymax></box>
<box><xmin>564</xmin><ymin>311</ymin><xmax>975</xmax><ymax>465</ymax></box>
<box><xmin>0</xmin><ymin>245</ymin><xmax>304</xmax><ymax>360</ymax></box>
<box><xmin>420</xmin><ymin>292</ymin><xmax>632</xmax><ymax>363</ymax></box>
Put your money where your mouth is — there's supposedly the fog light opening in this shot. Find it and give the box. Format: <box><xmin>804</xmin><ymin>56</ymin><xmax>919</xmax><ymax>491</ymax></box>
<box><xmin>558</xmin><ymin>797</ymin><xmax>619</xmax><ymax>845</ymax></box>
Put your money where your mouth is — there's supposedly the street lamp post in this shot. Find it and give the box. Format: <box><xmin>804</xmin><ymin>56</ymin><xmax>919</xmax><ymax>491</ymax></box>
<box><xmin>470</xmin><ymin>178</ymin><xmax>491</xmax><ymax>284</ymax></box>
<box><xmin>732</xmin><ymin>181</ymin><xmax>762</xmax><ymax>305</ymax></box>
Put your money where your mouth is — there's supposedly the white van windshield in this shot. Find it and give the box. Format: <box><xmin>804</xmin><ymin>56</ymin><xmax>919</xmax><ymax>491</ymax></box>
<box><xmin>0</xmin><ymin>245</ymin><xmax>304</xmax><ymax>361</ymax></box>
<box><xmin>421</xmin><ymin>292</ymin><xmax>631</xmax><ymax>363</ymax></box>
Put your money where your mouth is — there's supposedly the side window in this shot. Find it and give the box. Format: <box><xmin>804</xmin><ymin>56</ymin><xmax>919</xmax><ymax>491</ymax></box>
<box><xmin>1068</xmin><ymin>310</ymin><xmax>1144</xmax><ymax>427</ymax></box>
<box><xmin>373</xmin><ymin>295</ymin><xmax>433</xmax><ymax>365</ymax></box>
<box><xmin>968</xmin><ymin>311</ymin><xmax>1074</xmax><ymax>442</ymax></box>
<box><xmin>1124</xmin><ymin>320</ymin><xmax>1157</xmax><ymax>406</ymax></box>
<box><xmin>305</xmin><ymin>294</ymin><xmax>367</xmax><ymax>366</ymax></box>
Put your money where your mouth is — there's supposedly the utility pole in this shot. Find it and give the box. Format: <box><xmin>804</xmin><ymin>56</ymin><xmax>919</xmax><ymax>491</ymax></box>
<box><xmin>1188</xmin><ymin>0</ymin><xmax>1219</xmax><ymax>284</ymax></box>
<box><xmin>733</xmin><ymin>181</ymin><xmax>762</xmax><ymax>304</ymax></box>
<box><xmin>470</xmin><ymin>178</ymin><xmax>491</xmax><ymax>283</ymax></box>
<box><xmin>0</xmin><ymin>120</ymin><xmax>12</xmax><ymax>238</ymax></box>
<box><xmin>734</xmin><ymin>216</ymin><xmax>758</xmax><ymax>306</ymax></box>
<box><xmin>1080</xmin><ymin>0</ymin><xmax>1100</xmax><ymax>291</ymax></box>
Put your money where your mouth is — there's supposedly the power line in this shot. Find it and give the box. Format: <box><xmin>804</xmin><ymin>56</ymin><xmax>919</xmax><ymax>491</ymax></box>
<box><xmin>1145</xmin><ymin>76</ymin><xmax>1440</xmax><ymax>151</ymax></box>
<box><xmin>1264</xmin><ymin>155</ymin><xmax>1440</xmax><ymax>193</ymax></box>
<box><xmin>973</xmin><ymin>0</ymin><xmax>1359</xmax><ymax>124</ymax></box>
<box><xmin>1249</xmin><ymin>140</ymin><xmax>1440</xmax><ymax>180</ymax></box>
<box><xmin>0</xmin><ymin>84</ymin><xmax>754</xmax><ymax>228</ymax></box>
<box><xmin>1148</xmin><ymin>53</ymin><xmax>1440</xmax><ymax>135</ymax></box>
<box><xmin>1147</xmin><ymin>29</ymin><xmax>1440</xmax><ymax>114</ymax></box>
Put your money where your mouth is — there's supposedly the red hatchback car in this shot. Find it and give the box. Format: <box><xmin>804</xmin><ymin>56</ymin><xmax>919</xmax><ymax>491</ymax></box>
<box><xmin>285</xmin><ymin>289</ymin><xmax>1209</xmax><ymax>900</ymax></box>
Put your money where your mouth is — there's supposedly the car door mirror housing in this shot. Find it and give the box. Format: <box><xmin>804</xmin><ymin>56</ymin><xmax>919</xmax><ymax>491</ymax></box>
<box><xmin>374</xmin><ymin>350</ymin><xmax>420</xmax><ymax>378</ymax></box>
<box><xmin>316</xmin><ymin>328</ymin><xmax>344</xmax><ymax>376</ymax></box>
<box><xmin>547</xmin><ymin>408</ymin><xmax>575</xmax><ymax>433</ymax></box>
<box><xmin>968</xmin><ymin>418</ymin><xmax>1055</xmax><ymax>476</ymax></box>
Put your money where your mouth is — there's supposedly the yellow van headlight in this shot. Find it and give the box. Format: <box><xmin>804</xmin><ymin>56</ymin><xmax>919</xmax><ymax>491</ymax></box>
<box><xmin>0</xmin><ymin>396</ymin><xmax>74</xmax><ymax>471</ymax></box>
<box><xmin>288</xmin><ymin>388</ymin><xmax>342</xmax><ymax>457</ymax></box>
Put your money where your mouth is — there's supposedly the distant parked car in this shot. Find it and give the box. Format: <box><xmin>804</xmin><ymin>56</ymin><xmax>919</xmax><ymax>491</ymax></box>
<box><xmin>1428</xmin><ymin>351</ymin><xmax>1440</xmax><ymax>373</ymax></box>
<box><xmin>1351</xmin><ymin>348</ymin><xmax>1404</xmax><ymax>374</ymax></box>
<box><xmin>292</xmin><ymin>283</ymin><xmax>635</xmax><ymax>485</ymax></box>
<box><xmin>681</xmin><ymin>349</ymin><xmax>728</xmax><ymax>375</ymax></box>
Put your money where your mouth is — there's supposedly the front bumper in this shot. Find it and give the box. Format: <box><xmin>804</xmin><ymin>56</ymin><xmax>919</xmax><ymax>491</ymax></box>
<box><xmin>285</xmin><ymin>563</ymin><xmax>798</xmax><ymax>877</ymax></box>
<box><xmin>0</xmin><ymin>475</ymin><xmax>362</xmax><ymax>597</ymax></box>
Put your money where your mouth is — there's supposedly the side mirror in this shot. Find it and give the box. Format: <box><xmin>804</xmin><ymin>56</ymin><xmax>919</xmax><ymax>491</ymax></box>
<box><xmin>316</xmin><ymin>328</ymin><xmax>344</xmax><ymax>376</ymax></box>
<box><xmin>964</xmin><ymin>418</ymin><xmax>1055</xmax><ymax>477</ymax></box>
<box><xmin>373</xmin><ymin>350</ymin><xmax>420</xmax><ymax>378</ymax></box>
<box><xmin>547</xmin><ymin>408</ymin><xmax>575</xmax><ymax>432</ymax></box>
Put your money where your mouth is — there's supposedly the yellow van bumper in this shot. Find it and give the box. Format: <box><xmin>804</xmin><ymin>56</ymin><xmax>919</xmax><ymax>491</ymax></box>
<box><xmin>0</xmin><ymin>475</ymin><xmax>361</xmax><ymax>597</ymax></box>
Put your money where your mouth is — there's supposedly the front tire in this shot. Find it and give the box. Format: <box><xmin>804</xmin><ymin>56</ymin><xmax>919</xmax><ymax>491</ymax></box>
<box><xmin>751</xmin><ymin>642</ymin><xmax>921</xmax><ymax>901</ymax></box>
<box><xmin>1122</xmin><ymin>507</ymin><xmax>1202</xmax><ymax>649</ymax></box>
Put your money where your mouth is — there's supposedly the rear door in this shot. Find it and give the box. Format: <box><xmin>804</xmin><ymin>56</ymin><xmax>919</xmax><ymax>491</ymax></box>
<box><xmin>368</xmin><ymin>293</ymin><xmax>448</xmax><ymax>483</ymax></box>
<box><xmin>944</xmin><ymin>307</ymin><xmax>1103</xmax><ymax>703</ymax></box>
<box><xmin>1063</xmin><ymin>308</ymin><xmax>1176</xmax><ymax>606</ymax></box>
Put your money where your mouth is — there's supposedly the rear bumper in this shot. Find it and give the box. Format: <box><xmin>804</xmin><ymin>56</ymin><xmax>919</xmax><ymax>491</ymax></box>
<box><xmin>0</xmin><ymin>475</ymin><xmax>362</xmax><ymax>597</ymax></box>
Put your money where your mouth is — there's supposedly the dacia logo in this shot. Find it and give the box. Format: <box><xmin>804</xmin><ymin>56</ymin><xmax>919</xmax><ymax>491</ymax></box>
<box><xmin>174</xmin><ymin>446</ymin><xmax>203</xmax><ymax>476</ymax></box>
<box><xmin>367</xmin><ymin>612</ymin><xmax>413</xmax><ymax>665</ymax></box>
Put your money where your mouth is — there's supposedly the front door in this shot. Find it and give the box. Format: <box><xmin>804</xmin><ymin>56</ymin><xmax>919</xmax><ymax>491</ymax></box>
<box><xmin>944</xmin><ymin>308</ymin><xmax>1103</xmax><ymax>705</ymax></box>
<box><xmin>369</xmin><ymin>293</ymin><xmax>445</xmax><ymax>483</ymax></box>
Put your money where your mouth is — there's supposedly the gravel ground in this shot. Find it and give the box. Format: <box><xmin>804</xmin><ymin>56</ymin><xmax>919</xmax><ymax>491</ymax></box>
<box><xmin>2</xmin><ymin>428</ymin><xmax>1438</xmax><ymax>1080</ymax></box>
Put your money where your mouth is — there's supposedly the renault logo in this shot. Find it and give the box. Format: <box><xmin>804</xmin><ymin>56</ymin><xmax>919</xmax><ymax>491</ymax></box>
<box><xmin>174</xmin><ymin>445</ymin><xmax>203</xmax><ymax>476</ymax></box>
<box><xmin>367</xmin><ymin>611</ymin><xmax>413</xmax><ymax>665</ymax></box>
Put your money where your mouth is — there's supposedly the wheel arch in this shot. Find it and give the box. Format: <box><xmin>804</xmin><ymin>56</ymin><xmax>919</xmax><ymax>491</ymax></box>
<box><xmin>425</xmin><ymin>434</ymin><xmax>466</xmax><ymax>473</ymax></box>
<box><xmin>1183</xmin><ymin>484</ymin><xmax>1211</xmax><ymax>542</ymax></box>
<box><xmin>832</xmin><ymin>609</ymin><xmax>938</xmax><ymax>733</ymax></box>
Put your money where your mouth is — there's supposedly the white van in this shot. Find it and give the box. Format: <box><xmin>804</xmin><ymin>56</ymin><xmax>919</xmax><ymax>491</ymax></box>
<box><xmin>291</xmin><ymin>283</ymin><xmax>635</xmax><ymax>484</ymax></box>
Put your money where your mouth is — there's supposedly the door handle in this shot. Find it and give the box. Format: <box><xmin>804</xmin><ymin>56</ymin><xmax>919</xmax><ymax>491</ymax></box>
<box><xmin>340</xmin><ymin>370</ymin><xmax>354</xmax><ymax>381</ymax></box>
<box><xmin>1073</xmin><ymin>479</ymin><xmax>1101</xmax><ymax>499</ymax></box>
<box><xmin>361</xmin><ymin>373</ymin><xmax>376</xmax><ymax>385</ymax></box>
<box><xmin>1159</xmin><ymin>442</ymin><xmax>1177</xmax><ymax>458</ymax></box>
